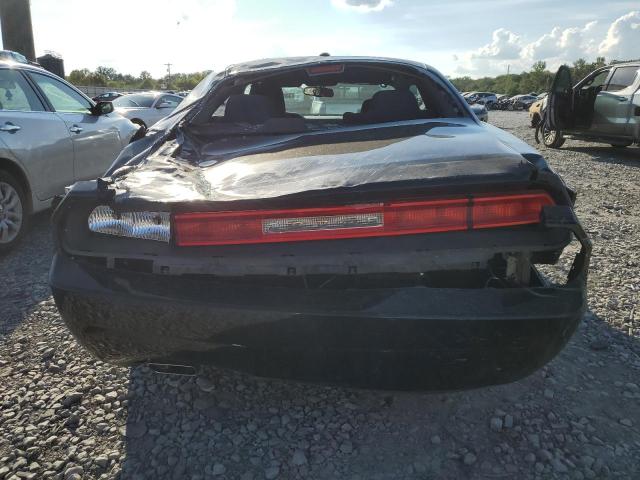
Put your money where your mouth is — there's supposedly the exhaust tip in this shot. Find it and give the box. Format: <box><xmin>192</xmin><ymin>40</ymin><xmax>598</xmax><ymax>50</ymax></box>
<box><xmin>148</xmin><ymin>363</ymin><xmax>196</xmax><ymax>376</ymax></box>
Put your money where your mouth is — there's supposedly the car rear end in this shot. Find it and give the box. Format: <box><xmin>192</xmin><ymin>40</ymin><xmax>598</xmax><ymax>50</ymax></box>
<box><xmin>49</xmin><ymin>57</ymin><xmax>590</xmax><ymax>391</ymax></box>
<box><xmin>50</xmin><ymin>173</ymin><xmax>589</xmax><ymax>391</ymax></box>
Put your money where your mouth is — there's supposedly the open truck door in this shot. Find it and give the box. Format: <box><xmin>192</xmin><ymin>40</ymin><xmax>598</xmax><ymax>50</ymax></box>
<box><xmin>539</xmin><ymin>66</ymin><xmax>573</xmax><ymax>148</ymax></box>
<box><xmin>546</xmin><ymin>65</ymin><xmax>574</xmax><ymax>131</ymax></box>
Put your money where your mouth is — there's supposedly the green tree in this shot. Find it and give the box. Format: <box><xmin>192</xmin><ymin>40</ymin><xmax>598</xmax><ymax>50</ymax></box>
<box><xmin>65</xmin><ymin>66</ymin><xmax>210</xmax><ymax>91</ymax></box>
<box><xmin>95</xmin><ymin>66</ymin><xmax>118</xmax><ymax>81</ymax></box>
<box><xmin>450</xmin><ymin>56</ymin><xmax>616</xmax><ymax>96</ymax></box>
<box><xmin>67</xmin><ymin>68</ymin><xmax>91</xmax><ymax>85</ymax></box>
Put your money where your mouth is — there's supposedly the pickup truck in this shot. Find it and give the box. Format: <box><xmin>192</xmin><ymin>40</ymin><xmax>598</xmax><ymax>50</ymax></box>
<box><xmin>542</xmin><ymin>62</ymin><xmax>640</xmax><ymax>148</ymax></box>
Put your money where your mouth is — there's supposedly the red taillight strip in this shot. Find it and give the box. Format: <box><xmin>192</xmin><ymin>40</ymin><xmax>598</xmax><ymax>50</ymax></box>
<box><xmin>473</xmin><ymin>193</ymin><xmax>554</xmax><ymax>229</ymax></box>
<box><xmin>173</xmin><ymin>192</ymin><xmax>554</xmax><ymax>247</ymax></box>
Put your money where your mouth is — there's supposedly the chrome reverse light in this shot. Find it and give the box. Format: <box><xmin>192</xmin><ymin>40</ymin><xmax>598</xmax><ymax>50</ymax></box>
<box><xmin>88</xmin><ymin>206</ymin><xmax>170</xmax><ymax>242</ymax></box>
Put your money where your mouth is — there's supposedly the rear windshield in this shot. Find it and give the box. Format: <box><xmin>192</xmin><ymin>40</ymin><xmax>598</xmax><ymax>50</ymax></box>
<box><xmin>201</xmin><ymin>64</ymin><xmax>464</xmax><ymax>135</ymax></box>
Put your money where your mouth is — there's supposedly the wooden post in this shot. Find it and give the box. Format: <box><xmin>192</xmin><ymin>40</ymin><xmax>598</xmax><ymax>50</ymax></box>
<box><xmin>0</xmin><ymin>0</ymin><xmax>36</xmax><ymax>61</ymax></box>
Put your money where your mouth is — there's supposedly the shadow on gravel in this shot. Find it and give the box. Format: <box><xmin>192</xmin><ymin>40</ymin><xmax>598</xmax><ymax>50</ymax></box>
<box><xmin>0</xmin><ymin>211</ymin><xmax>55</xmax><ymax>337</ymax></box>
<box><xmin>118</xmin><ymin>309</ymin><xmax>640</xmax><ymax>480</ymax></box>
<box><xmin>562</xmin><ymin>145</ymin><xmax>640</xmax><ymax>167</ymax></box>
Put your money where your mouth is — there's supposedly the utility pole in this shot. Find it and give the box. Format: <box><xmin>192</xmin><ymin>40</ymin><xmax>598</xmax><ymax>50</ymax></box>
<box><xmin>507</xmin><ymin>64</ymin><xmax>510</xmax><ymax>75</ymax></box>
<box><xmin>0</xmin><ymin>0</ymin><xmax>36</xmax><ymax>61</ymax></box>
<box><xmin>164</xmin><ymin>62</ymin><xmax>172</xmax><ymax>89</ymax></box>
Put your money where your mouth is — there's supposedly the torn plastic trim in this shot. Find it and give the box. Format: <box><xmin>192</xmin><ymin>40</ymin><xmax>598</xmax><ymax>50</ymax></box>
<box><xmin>541</xmin><ymin>205</ymin><xmax>591</xmax><ymax>284</ymax></box>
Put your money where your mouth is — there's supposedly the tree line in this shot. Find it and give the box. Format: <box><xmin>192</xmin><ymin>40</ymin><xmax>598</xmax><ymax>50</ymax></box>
<box><xmin>67</xmin><ymin>66</ymin><xmax>211</xmax><ymax>91</ymax></box>
<box><xmin>449</xmin><ymin>57</ymin><xmax>633</xmax><ymax>95</ymax></box>
<box><xmin>69</xmin><ymin>56</ymin><xmax>637</xmax><ymax>94</ymax></box>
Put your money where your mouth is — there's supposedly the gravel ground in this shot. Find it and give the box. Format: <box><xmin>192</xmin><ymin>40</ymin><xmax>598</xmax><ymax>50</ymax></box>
<box><xmin>1</xmin><ymin>111</ymin><xmax>639</xmax><ymax>480</ymax></box>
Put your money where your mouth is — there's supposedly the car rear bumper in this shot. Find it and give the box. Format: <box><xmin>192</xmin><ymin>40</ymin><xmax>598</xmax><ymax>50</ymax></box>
<box><xmin>50</xmin><ymin>272</ymin><xmax>588</xmax><ymax>392</ymax></box>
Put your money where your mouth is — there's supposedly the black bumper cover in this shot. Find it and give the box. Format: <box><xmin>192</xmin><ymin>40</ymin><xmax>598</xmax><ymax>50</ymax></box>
<box><xmin>50</xmin><ymin>206</ymin><xmax>591</xmax><ymax>391</ymax></box>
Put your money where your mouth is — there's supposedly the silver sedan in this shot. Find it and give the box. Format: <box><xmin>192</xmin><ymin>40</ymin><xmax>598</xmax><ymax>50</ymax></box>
<box><xmin>0</xmin><ymin>61</ymin><xmax>139</xmax><ymax>250</ymax></box>
<box><xmin>112</xmin><ymin>92</ymin><xmax>183</xmax><ymax>130</ymax></box>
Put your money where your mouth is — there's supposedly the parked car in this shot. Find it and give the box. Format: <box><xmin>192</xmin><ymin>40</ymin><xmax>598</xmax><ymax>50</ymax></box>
<box><xmin>470</xmin><ymin>103</ymin><xmax>488</xmax><ymax>122</ymax></box>
<box><xmin>509</xmin><ymin>94</ymin><xmax>538</xmax><ymax>110</ymax></box>
<box><xmin>529</xmin><ymin>94</ymin><xmax>547</xmax><ymax>128</ymax></box>
<box><xmin>112</xmin><ymin>92</ymin><xmax>184</xmax><ymax>129</ymax></box>
<box><xmin>467</xmin><ymin>92</ymin><xmax>498</xmax><ymax>108</ymax></box>
<box><xmin>0</xmin><ymin>61</ymin><xmax>139</xmax><ymax>250</ymax></box>
<box><xmin>494</xmin><ymin>95</ymin><xmax>513</xmax><ymax>110</ymax></box>
<box><xmin>92</xmin><ymin>91</ymin><xmax>124</xmax><ymax>102</ymax></box>
<box><xmin>542</xmin><ymin>63</ymin><xmax>640</xmax><ymax>148</ymax></box>
<box><xmin>50</xmin><ymin>56</ymin><xmax>590</xmax><ymax>391</ymax></box>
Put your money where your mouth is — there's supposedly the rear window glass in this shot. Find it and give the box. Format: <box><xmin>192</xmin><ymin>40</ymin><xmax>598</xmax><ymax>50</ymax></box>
<box><xmin>283</xmin><ymin>84</ymin><xmax>395</xmax><ymax>116</ymax></box>
<box><xmin>606</xmin><ymin>66</ymin><xmax>638</xmax><ymax>91</ymax></box>
<box><xmin>202</xmin><ymin>65</ymin><xmax>465</xmax><ymax>135</ymax></box>
<box><xmin>0</xmin><ymin>69</ymin><xmax>45</xmax><ymax>111</ymax></box>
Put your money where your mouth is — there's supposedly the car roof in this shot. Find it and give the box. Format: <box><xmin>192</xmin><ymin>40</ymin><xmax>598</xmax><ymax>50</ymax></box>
<box><xmin>593</xmin><ymin>62</ymin><xmax>640</xmax><ymax>73</ymax></box>
<box><xmin>0</xmin><ymin>60</ymin><xmax>48</xmax><ymax>72</ymax></box>
<box><xmin>224</xmin><ymin>56</ymin><xmax>430</xmax><ymax>76</ymax></box>
<box><xmin>608</xmin><ymin>62</ymin><xmax>640</xmax><ymax>67</ymax></box>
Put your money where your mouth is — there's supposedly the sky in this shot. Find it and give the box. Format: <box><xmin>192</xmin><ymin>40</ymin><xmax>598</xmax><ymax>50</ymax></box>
<box><xmin>5</xmin><ymin>0</ymin><xmax>639</xmax><ymax>78</ymax></box>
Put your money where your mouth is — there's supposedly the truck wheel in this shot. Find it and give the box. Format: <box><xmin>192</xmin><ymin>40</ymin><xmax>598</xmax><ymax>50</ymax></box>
<box><xmin>0</xmin><ymin>170</ymin><xmax>28</xmax><ymax>252</ymax></box>
<box><xmin>542</xmin><ymin>127</ymin><xmax>565</xmax><ymax>149</ymax></box>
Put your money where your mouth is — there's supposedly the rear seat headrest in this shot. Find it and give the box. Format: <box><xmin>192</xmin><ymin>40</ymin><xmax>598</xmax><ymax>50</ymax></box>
<box><xmin>344</xmin><ymin>89</ymin><xmax>421</xmax><ymax>125</ymax></box>
<box><xmin>223</xmin><ymin>94</ymin><xmax>274</xmax><ymax>124</ymax></box>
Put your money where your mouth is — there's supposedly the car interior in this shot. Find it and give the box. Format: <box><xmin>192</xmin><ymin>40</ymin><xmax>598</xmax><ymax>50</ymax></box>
<box><xmin>572</xmin><ymin>68</ymin><xmax>610</xmax><ymax>128</ymax></box>
<box><xmin>191</xmin><ymin>65</ymin><xmax>465</xmax><ymax>135</ymax></box>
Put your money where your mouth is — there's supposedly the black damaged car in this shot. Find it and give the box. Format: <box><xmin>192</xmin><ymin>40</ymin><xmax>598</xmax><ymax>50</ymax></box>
<box><xmin>49</xmin><ymin>56</ymin><xmax>591</xmax><ymax>391</ymax></box>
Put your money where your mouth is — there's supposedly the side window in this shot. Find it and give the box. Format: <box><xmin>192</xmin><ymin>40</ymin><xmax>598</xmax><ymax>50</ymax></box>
<box><xmin>606</xmin><ymin>66</ymin><xmax>639</xmax><ymax>92</ymax></box>
<box><xmin>582</xmin><ymin>70</ymin><xmax>610</xmax><ymax>90</ymax></box>
<box><xmin>212</xmin><ymin>98</ymin><xmax>228</xmax><ymax>117</ymax></box>
<box><xmin>0</xmin><ymin>69</ymin><xmax>45</xmax><ymax>112</ymax></box>
<box><xmin>29</xmin><ymin>72</ymin><xmax>92</xmax><ymax>113</ymax></box>
<box><xmin>158</xmin><ymin>95</ymin><xmax>182</xmax><ymax>108</ymax></box>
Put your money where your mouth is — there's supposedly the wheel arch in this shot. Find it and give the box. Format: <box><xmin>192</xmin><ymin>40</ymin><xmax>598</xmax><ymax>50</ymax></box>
<box><xmin>0</xmin><ymin>157</ymin><xmax>32</xmax><ymax>213</ymax></box>
<box><xmin>130</xmin><ymin>118</ymin><xmax>147</xmax><ymax>128</ymax></box>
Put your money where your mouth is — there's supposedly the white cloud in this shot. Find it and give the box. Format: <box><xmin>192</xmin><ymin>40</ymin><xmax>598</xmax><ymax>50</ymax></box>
<box><xmin>331</xmin><ymin>0</ymin><xmax>393</xmax><ymax>13</ymax></box>
<box><xmin>471</xmin><ymin>28</ymin><xmax>522</xmax><ymax>60</ymax></box>
<box><xmin>599</xmin><ymin>10</ymin><xmax>640</xmax><ymax>60</ymax></box>
<box><xmin>521</xmin><ymin>21</ymin><xmax>598</xmax><ymax>62</ymax></box>
<box><xmin>454</xmin><ymin>10</ymin><xmax>639</xmax><ymax>77</ymax></box>
<box><xmin>455</xmin><ymin>28</ymin><xmax>523</xmax><ymax>76</ymax></box>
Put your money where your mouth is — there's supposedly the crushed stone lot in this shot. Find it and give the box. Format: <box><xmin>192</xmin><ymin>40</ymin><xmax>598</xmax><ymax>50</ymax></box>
<box><xmin>1</xmin><ymin>110</ymin><xmax>639</xmax><ymax>480</ymax></box>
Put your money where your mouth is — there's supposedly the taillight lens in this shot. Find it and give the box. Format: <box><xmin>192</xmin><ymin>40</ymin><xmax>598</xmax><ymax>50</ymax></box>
<box><xmin>174</xmin><ymin>192</ymin><xmax>554</xmax><ymax>247</ymax></box>
<box><xmin>473</xmin><ymin>193</ymin><xmax>554</xmax><ymax>229</ymax></box>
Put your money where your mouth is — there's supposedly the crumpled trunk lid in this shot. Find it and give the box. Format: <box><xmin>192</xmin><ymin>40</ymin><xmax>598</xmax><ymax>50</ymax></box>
<box><xmin>114</xmin><ymin>119</ymin><xmax>536</xmax><ymax>204</ymax></box>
